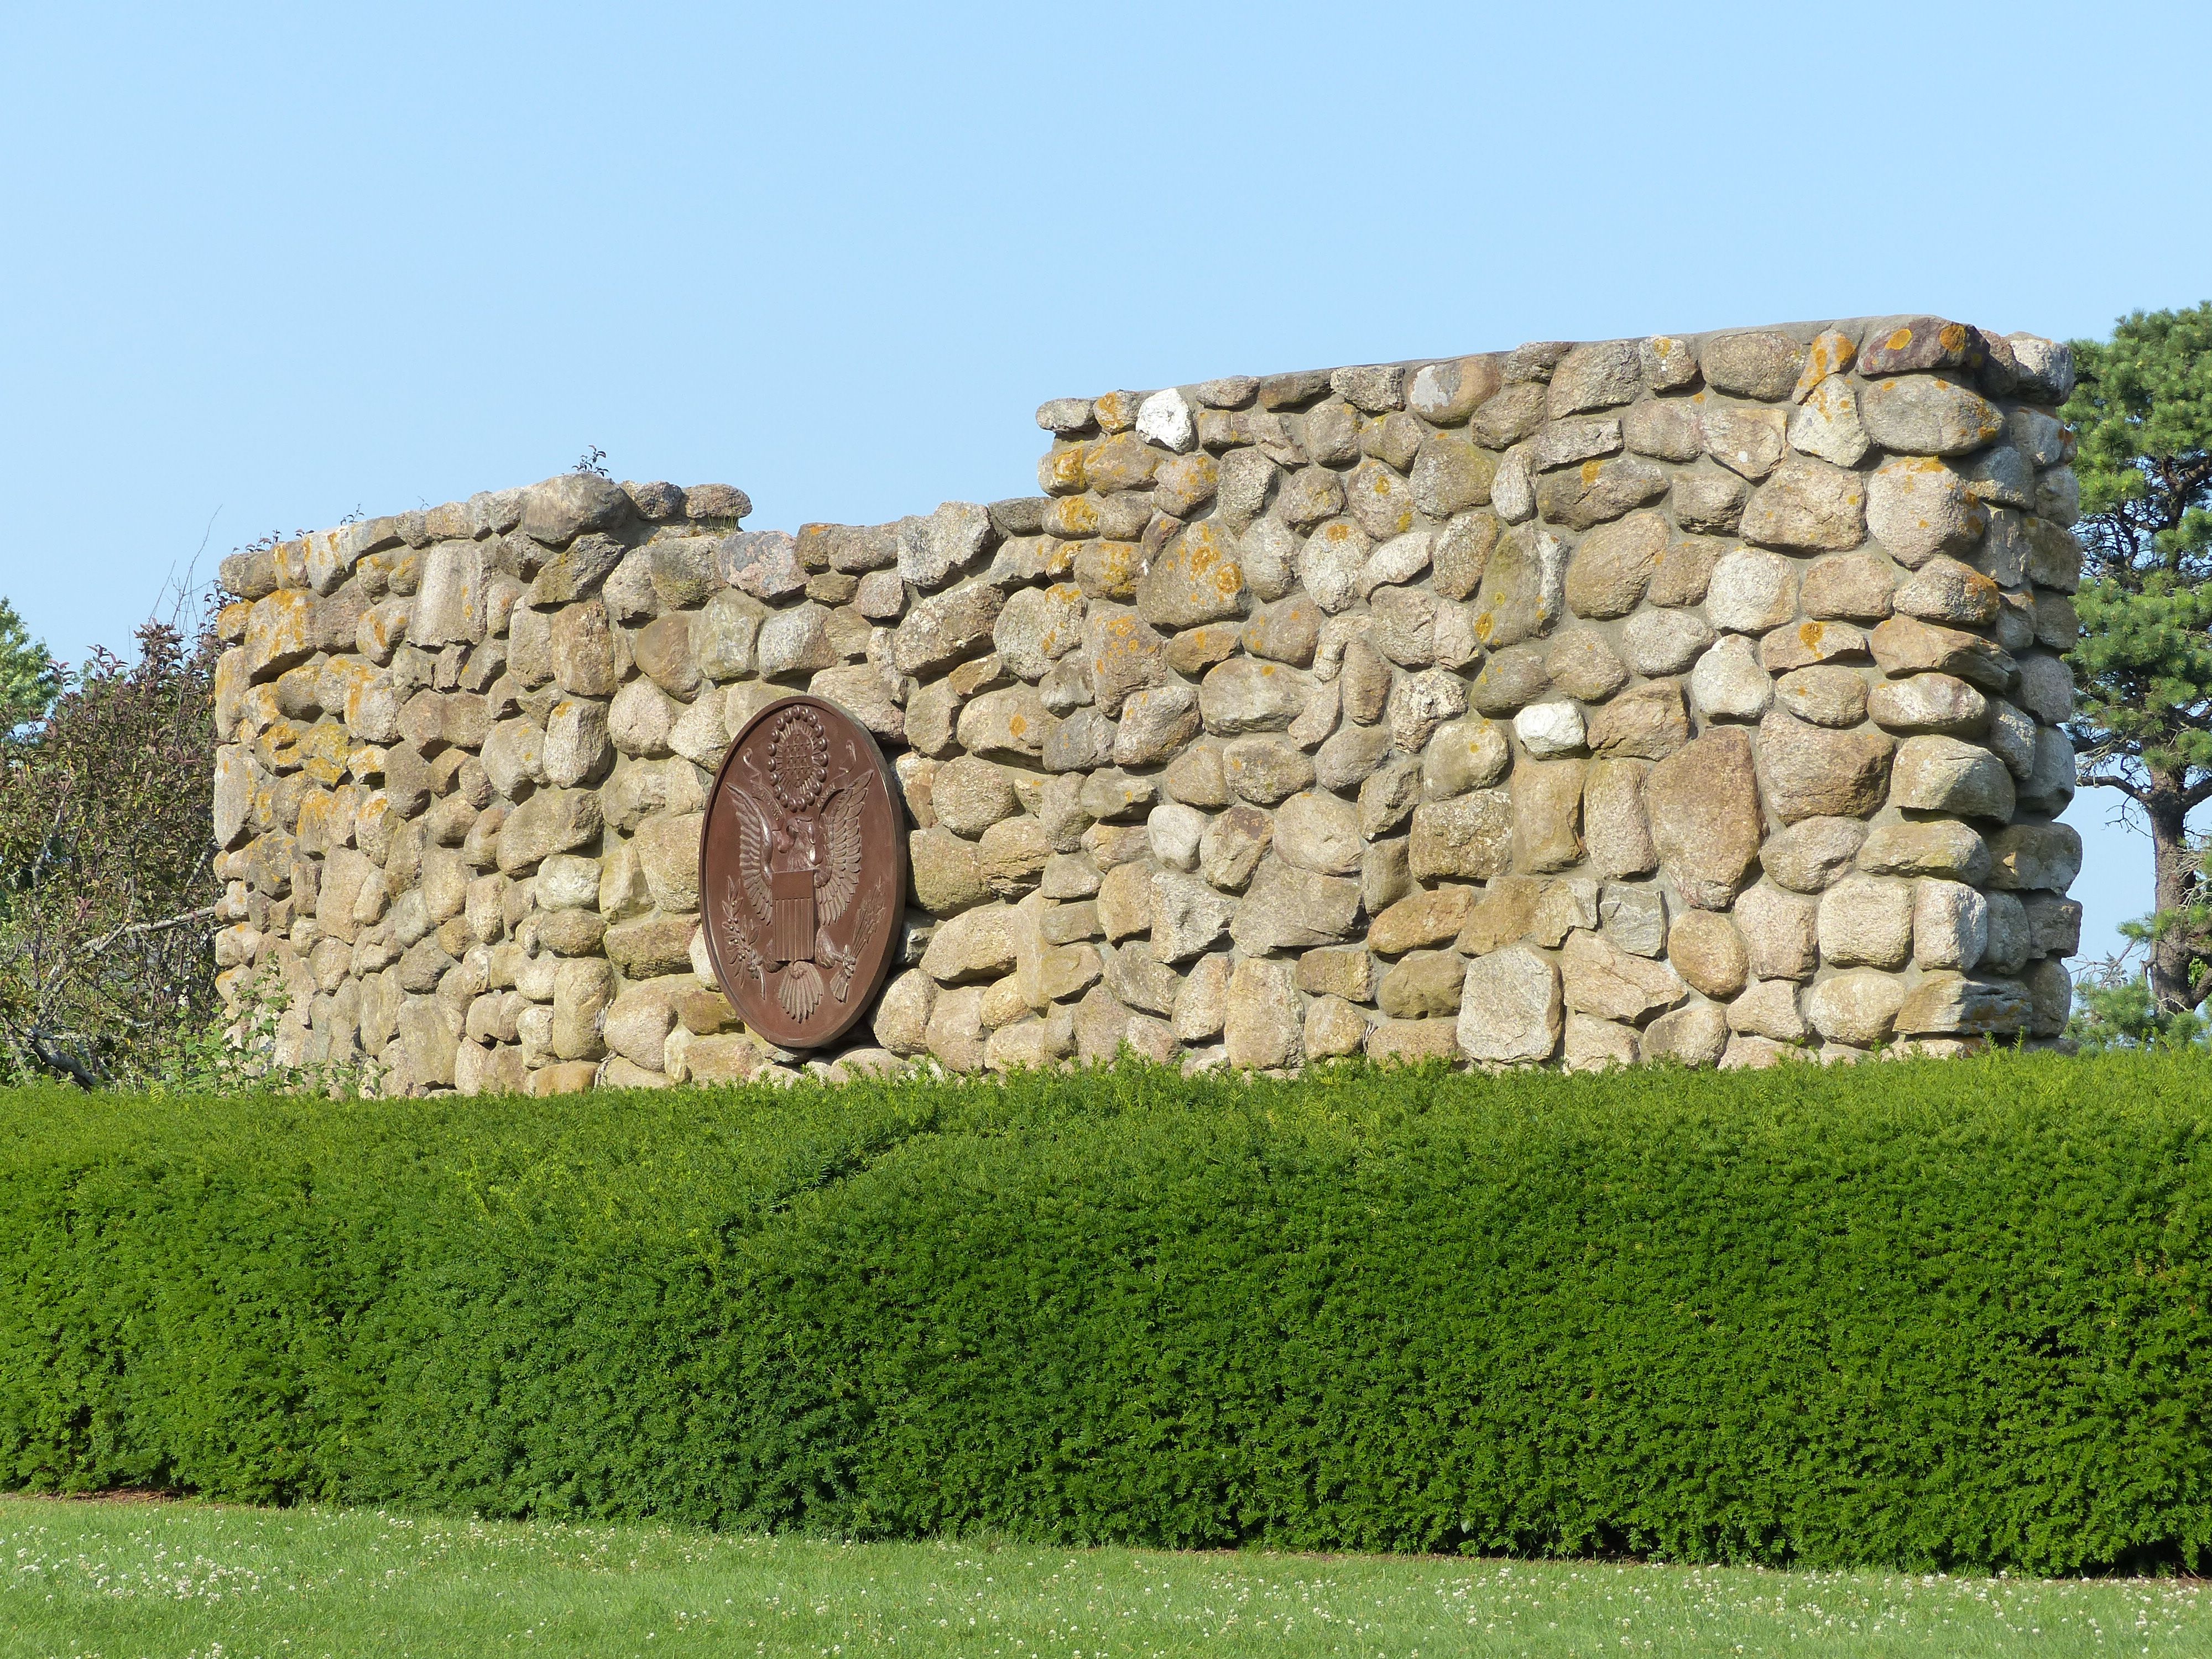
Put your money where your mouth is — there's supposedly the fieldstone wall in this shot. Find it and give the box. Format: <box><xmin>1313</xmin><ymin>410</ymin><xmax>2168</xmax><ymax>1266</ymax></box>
<box><xmin>210</xmin><ymin>315</ymin><xmax>2086</xmax><ymax>1092</ymax></box>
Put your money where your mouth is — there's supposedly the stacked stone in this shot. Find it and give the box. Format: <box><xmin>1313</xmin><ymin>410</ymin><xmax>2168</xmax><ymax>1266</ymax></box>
<box><xmin>211</xmin><ymin>312</ymin><xmax>2088</xmax><ymax>1092</ymax></box>
<box><xmin>873</xmin><ymin>317</ymin><xmax>2081</xmax><ymax>1075</ymax></box>
<box><xmin>205</xmin><ymin>472</ymin><xmax>889</xmax><ymax>1094</ymax></box>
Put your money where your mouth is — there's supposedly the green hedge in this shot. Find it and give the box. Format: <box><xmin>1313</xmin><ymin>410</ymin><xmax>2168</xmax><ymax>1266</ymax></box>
<box><xmin>2</xmin><ymin>1053</ymin><xmax>2209</xmax><ymax>1571</ymax></box>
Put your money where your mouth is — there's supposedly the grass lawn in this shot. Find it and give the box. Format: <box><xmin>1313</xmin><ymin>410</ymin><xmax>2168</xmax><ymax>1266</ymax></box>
<box><xmin>0</xmin><ymin>1499</ymin><xmax>2205</xmax><ymax>1658</ymax></box>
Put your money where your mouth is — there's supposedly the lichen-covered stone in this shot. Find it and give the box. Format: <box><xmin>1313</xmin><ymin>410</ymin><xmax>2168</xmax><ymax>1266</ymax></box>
<box><xmin>1224</xmin><ymin>737</ymin><xmax>1317</xmax><ymax>804</ymax></box>
<box><xmin>1422</xmin><ymin>717</ymin><xmax>1514</xmax><ymax>799</ymax></box>
<box><xmin>899</xmin><ymin>502</ymin><xmax>995</xmax><ymax>590</ymax></box>
<box><xmin>1703</xmin><ymin>404</ymin><xmax>1788</xmax><ymax>479</ymax></box>
<box><xmin>1138</xmin><ymin>522</ymin><xmax>1247</xmax><ymax>627</ymax></box>
<box><xmin>1534</xmin><ymin>455</ymin><xmax>1668</xmax><ymax>529</ymax></box>
<box><xmin>1473</xmin><ymin>525</ymin><xmax>1569</xmax><ymax>648</ymax></box>
<box><xmin>1773</xmin><ymin>665</ymin><xmax>1867</xmax><ymax>728</ymax></box>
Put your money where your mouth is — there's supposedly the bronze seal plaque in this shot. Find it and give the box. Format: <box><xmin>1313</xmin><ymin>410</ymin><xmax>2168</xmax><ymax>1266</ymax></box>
<box><xmin>697</xmin><ymin>695</ymin><xmax>907</xmax><ymax>1050</ymax></box>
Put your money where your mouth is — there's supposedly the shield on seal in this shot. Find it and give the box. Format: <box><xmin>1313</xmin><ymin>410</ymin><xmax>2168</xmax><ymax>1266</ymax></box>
<box><xmin>697</xmin><ymin>695</ymin><xmax>907</xmax><ymax>1051</ymax></box>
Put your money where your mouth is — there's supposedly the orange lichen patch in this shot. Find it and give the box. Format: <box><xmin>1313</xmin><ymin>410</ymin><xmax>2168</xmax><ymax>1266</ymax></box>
<box><xmin>1938</xmin><ymin>322</ymin><xmax>1969</xmax><ymax>352</ymax></box>
<box><xmin>1040</xmin><ymin>443</ymin><xmax>1087</xmax><ymax>495</ymax></box>
<box><xmin>254</xmin><ymin>718</ymin><xmax>307</xmax><ymax>773</ymax></box>
<box><xmin>354</xmin><ymin>792</ymin><xmax>398</xmax><ymax>849</ymax></box>
<box><xmin>1092</xmin><ymin>390</ymin><xmax>1141</xmax><ymax>432</ymax></box>
<box><xmin>1074</xmin><ymin>540</ymin><xmax>1141</xmax><ymax>600</ymax></box>
<box><xmin>320</xmin><ymin>658</ymin><xmax>377</xmax><ymax>708</ymax></box>
<box><xmin>1181</xmin><ymin>522</ymin><xmax>1248</xmax><ymax>599</ymax></box>
<box><xmin>1090</xmin><ymin>611</ymin><xmax>1159</xmax><ymax>679</ymax></box>
<box><xmin>295</xmin><ymin>785</ymin><xmax>345</xmax><ymax>848</ymax></box>
<box><xmin>242</xmin><ymin>589</ymin><xmax>319</xmax><ymax>679</ymax></box>
<box><xmin>1034</xmin><ymin>583</ymin><xmax>1084</xmax><ymax>659</ymax></box>
<box><xmin>299</xmin><ymin>721</ymin><xmax>353</xmax><ymax>787</ymax></box>
<box><xmin>1044</xmin><ymin>494</ymin><xmax>1103</xmax><ymax>539</ymax></box>
<box><xmin>1580</xmin><ymin>460</ymin><xmax>1604</xmax><ymax>487</ymax></box>
<box><xmin>1885</xmin><ymin>328</ymin><xmax>1912</xmax><ymax>352</ymax></box>
<box><xmin>1799</xmin><ymin>622</ymin><xmax>1830</xmax><ymax>652</ymax></box>
<box><xmin>1793</xmin><ymin>331</ymin><xmax>1859</xmax><ymax>401</ymax></box>
<box><xmin>1165</xmin><ymin>623</ymin><xmax>1242</xmax><ymax>674</ymax></box>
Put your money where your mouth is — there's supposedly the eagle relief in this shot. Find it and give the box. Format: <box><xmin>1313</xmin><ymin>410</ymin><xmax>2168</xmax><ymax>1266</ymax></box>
<box><xmin>698</xmin><ymin>697</ymin><xmax>906</xmax><ymax>1050</ymax></box>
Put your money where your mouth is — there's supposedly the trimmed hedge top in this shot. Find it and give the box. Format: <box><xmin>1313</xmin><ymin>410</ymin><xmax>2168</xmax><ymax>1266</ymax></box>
<box><xmin>1</xmin><ymin>1052</ymin><xmax>2208</xmax><ymax>1572</ymax></box>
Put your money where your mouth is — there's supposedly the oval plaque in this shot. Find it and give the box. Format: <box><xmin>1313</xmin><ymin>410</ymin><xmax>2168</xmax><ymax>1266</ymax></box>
<box><xmin>697</xmin><ymin>695</ymin><xmax>908</xmax><ymax>1051</ymax></box>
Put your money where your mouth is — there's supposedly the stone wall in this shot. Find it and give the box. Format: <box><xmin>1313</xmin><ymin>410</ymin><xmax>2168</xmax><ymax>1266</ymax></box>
<box><xmin>210</xmin><ymin>314</ymin><xmax>2088</xmax><ymax>1091</ymax></box>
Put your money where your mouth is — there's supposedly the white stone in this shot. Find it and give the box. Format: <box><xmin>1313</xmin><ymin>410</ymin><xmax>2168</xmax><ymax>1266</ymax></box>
<box><xmin>537</xmin><ymin>853</ymin><xmax>601</xmax><ymax>911</ymax></box>
<box><xmin>1146</xmin><ymin>802</ymin><xmax>1207</xmax><ymax>873</ymax></box>
<box><xmin>1706</xmin><ymin>549</ymin><xmax>1798</xmax><ymax>633</ymax></box>
<box><xmin>1136</xmin><ymin>388</ymin><xmax>1195</xmax><ymax>453</ymax></box>
<box><xmin>1514</xmin><ymin>701</ymin><xmax>1587</xmax><ymax>757</ymax></box>
<box><xmin>1689</xmin><ymin>633</ymin><xmax>1773</xmax><ymax>721</ymax></box>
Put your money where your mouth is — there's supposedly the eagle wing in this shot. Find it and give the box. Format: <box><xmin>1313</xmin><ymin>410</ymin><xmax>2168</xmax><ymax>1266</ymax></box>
<box><xmin>724</xmin><ymin>781</ymin><xmax>775</xmax><ymax>922</ymax></box>
<box><xmin>718</xmin><ymin>875</ymin><xmax>766</xmax><ymax>993</ymax></box>
<box><xmin>814</xmin><ymin>780</ymin><xmax>867</xmax><ymax>925</ymax></box>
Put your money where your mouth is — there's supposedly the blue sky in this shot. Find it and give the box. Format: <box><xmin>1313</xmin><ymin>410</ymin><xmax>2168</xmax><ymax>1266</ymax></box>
<box><xmin>3</xmin><ymin>1</ymin><xmax>2207</xmax><ymax>965</ymax></box>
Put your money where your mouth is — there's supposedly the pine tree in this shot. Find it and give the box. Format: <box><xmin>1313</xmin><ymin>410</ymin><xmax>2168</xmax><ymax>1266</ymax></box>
<box><xmin>2064</xmin><ymin>304</ymin><xmax>2212</xmax><ymax>1021</ymax></box>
